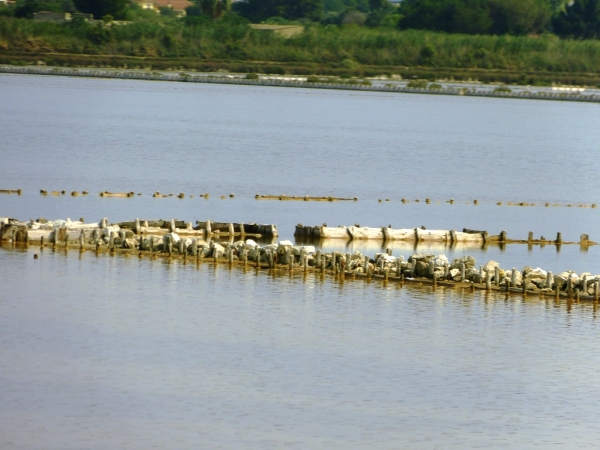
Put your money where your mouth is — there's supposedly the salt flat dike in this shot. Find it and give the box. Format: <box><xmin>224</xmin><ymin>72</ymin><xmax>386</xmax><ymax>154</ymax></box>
<box><xmin>2</xmin><ymin>217</ymin><xmax>599</xmax><ymax>301</ymax></box>
<box><xmin>2</xmin><ymin>65</ymin><xmax>599</xmax><ymax>104</ymax></box>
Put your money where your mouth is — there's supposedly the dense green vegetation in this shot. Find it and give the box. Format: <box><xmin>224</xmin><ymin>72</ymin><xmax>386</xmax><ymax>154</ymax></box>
<box><xmin>1</xmin><ymin>0</ymin><xmax>600</xmax><ymax>85</ymax></box>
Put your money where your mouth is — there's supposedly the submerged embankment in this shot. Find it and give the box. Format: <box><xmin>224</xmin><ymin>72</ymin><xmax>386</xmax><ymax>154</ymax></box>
<box><xmin>2</xmin><ymin>65</ymin><xmax>599</xmax><ymax>104</ymax></box>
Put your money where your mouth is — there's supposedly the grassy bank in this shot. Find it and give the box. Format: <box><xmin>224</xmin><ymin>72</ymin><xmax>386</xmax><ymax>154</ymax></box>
<box><xmin>1</xmin><ymin>16</ymin><xmax>600</xmax><ymax>85</ymax></box>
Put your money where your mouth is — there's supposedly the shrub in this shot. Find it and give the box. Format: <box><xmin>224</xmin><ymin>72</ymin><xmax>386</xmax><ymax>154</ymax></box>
<box><xmin>407</xmin><ymin>79</ymin><xmax>428</xmax><ymax>88</ymax></box>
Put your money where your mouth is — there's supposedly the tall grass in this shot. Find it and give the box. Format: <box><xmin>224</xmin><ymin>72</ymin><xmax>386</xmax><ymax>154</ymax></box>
<box><xmin>2</xmin><ymin>16</ymin><xmax>600</xmax><ymax>75</ymax></box>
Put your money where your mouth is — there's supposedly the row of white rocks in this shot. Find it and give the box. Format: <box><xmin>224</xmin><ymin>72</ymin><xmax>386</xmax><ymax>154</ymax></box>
<box><xmin>3</xmin><ymin>218</ymin><xmax>598</xmax><ymax>296</ymax></box>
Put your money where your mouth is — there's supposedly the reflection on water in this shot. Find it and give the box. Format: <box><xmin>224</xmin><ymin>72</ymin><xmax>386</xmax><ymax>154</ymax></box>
<box><xmin>1</xmin><ymin>248</ymin><xmax>600</xmax><ymax>449</ymax></box>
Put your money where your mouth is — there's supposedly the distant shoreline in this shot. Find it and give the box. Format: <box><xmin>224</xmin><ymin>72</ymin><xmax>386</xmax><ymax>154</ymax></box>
<box><xmin>2</xmin><ymin>64</ymin><xmax>599</xmax><ymax>104</ymax></box>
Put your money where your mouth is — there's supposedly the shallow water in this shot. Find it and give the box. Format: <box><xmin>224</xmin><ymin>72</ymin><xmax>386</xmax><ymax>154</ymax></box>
<box><xmin>1</xmin><ymin>74</ymin><xmax>600</xmax><ymax>449</ymax></box>
<box><xmin>2</xmin><ymin>248</ymin><xmax>600</xmax><ymax>449</ymax></box>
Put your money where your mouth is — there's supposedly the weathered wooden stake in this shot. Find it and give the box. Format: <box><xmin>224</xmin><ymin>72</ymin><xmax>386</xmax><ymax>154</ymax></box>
<box><xmin>528</xmin><ymin>231</ymin><xmax>534</xmax><ymax>243</ymax></box>
<box><xmin>135</xmin><ymin>218</ymin><xmax>141</xmax><ymax>235</ymax></box>
<box><xmin>511</xmin><ymin>268</ymin><xmax>517</xmax><ymax>288</ymax></box>
<box><xmin>495</xmin><ymin>266</ymin><xmax>500</xmax><ymax>287</ymax></box>
<box><xmin>460</xmin><ymin>263</ymin><xmax>465</xmax><ymax>282</ymax></box>
<box><xmin>556</xmin><ymin>232</ymin><xmax>562</xmax><ymax>244</ymax></box>
<box><xmin>546</xmin><ymin>271</ymin><xmax>553</xmax><ymax>291</ymax></box>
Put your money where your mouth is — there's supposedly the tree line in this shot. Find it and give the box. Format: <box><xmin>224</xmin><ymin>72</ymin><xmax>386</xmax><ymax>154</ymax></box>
<box><xmin>1</xmin><ymin>0</ymin><xmax>599</xmax><ymax>39</ymax></box>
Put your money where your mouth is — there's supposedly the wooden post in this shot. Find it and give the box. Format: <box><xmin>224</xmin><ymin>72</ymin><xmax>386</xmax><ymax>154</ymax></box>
<box><xmin>546</xmin><ymin>271</ymin><xmax>553</xmax><ymax>291</ymax></box>
<box><xmin>364</xmin><ymin>257</ymin><xmax>369</xmax><ymax>275</ymax></box>
<box><xmin>135</xmin><ymin>218</ymin><xmax>141</xmax><ymax>235</ymax></box>
<box><xmin>486</xmin><ymin>273</ymin><xmax>491</xmax><ymax>291</ymax></box>
<box><xmin>206</xmin><ymin>220</ymin><xmax>212</xmax><ymax>235</ymax></box>
<box><xmin>429</xmin><ymin>260</ymin><xmax>435</xmax><ymax>279</ymax></box>
<box><xmin>346</xmin><ymin>253</ymin><xmax>352</xmax><ymax>271</ymax></box>
<box><xmin>500</xmin><ymin>230</ymin><xmax>507</xmax><ymax>242</ymax></box>
<box><xmin>444</xmin><ymin>262</ymin><xmax>449</xmax><ymax>280</ymax></box>
<box><xmin>228</xmin><ymin>223</ymin><xmax>234</xmax><ymax>237</ymax></box>
<box><xmin>304</xmin><ymin>254</ymin><xmax>308</xmax><ymax>273</ymax></box>
<box><xmin>479</xmin><ymin>265</ymin><xmax>484</xmax><ymax>283</ymax></box>
<box><xmin>595</xmin><ymin>282</ymin><xmax>599</xmax><ymax>301</ymax></box>
<box><xmin>460</xmin><ymin>262</ymin><xmax>465</xmax><ymax>282</ymax></box>
<box><xmin>450</xmin><ymin>229</ymin><xmax>456</xmax><ymax>244</ymax></box>
<box><xmin>556</xmin><ymin>232</ymin><xmax>562</xmax><ymax>244</ymax></box>
<box><xmin>511</xmin><ymin>268</ymin><xmax>517</xmax><ymax>288</ymax></box>
<box><xmin>256</xmin><ymin>249</ymin><xmax>261</xmax><ymax>268</ymax></box>
<box><xmin>495</xmin><ymin>266</ymin><xmax>500</xmax><ymax>287</ymax></box>
<box><xmin>482</xmin><ymin>231</ymin><xmax>489</xmax><ymax>243</ymax></box>
<box><xmin>228</xmin><ymin>247</ymin><xmax>234</xmax><ymax>265</ymax></box>
<box><xmin>79</xmin><ymin>230</ymin><xmax>84</xmax><ymax>250</ymax></box>
<box><xmin>583</xmin><ymin>275</ymin><xmax>588</xmax><ymax>294</ymax></box>
<box><xmin>528</xmin><ymin>231</ymin><xmax>533</xmax><ymax>243</ymax></box>
<box><xmin>242</xmin><ymin>249</ymin><xmax>248</xmax><ymax>267</ymax></box>
<box><xmin>315</xmin><ymin>250</ymin><xmax>321</xmax><ymax>269</ymax></box>
<box><xmin>40</xmin><ymin>235</ymin><xmax>45</xmax><ymax>249</ymax></box>
<box><xmin>567</xmin><ymin>274</ymin><xmax>573</xmax><ymax>299</ymax></box>
<box><xmin>101</xmin><ymin>218</ymin><xmax>108</xmax><ymax>229</ymax></box>
<box><xmin>178</xmin><ymin>239</ymin><xmax>184</xmax><ymax>255</ymax></box>
<box><xmin>170</xmin><ymin>219</ymin><xmax>176</xmax><ymax>233</ymax></box>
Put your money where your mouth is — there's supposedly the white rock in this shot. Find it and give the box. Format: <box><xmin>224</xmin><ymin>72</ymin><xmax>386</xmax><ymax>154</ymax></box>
<box><xmin>245</xmin><ymin>239</ymin><xmax>258</xmax><ymax>248</ymax></box>
<box><xmin>163</xmin><ymin>232</ymin><xmax>181</xmax><ymax>244</ymax></box>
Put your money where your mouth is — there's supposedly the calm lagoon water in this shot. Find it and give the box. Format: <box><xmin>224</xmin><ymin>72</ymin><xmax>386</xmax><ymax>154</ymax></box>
<box><xmin>1</xmin><ymin>73</ymin><xmax>600</xmax><ymax>449</ymax></box>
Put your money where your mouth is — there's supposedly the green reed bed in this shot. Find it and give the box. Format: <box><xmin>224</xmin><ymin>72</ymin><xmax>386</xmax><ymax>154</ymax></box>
<box><xmin>2</xmin><ymin>17</ymin><xmax>600</xmax><ymax>85</ymax></box>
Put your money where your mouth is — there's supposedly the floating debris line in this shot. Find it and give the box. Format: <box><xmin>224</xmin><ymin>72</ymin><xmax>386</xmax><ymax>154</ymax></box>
<box><xmin>0</xmin><ymin>188</ymin><xmax>596</xmax><ymax>208</ymax></box>
<box><xmin>1</xmin><ymin>217</ymin><xmax>599</xmax><ymax>302</ymax></box>
<box><xmin>255</xmin><ymin>194</ymin><xmax>358</xmax><ymax>202</ymax></box>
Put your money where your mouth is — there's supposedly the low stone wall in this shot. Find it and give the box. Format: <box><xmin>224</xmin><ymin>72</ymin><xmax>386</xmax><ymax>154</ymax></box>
<box><xmin>2</xmin><ymin>216</ymin><xmax>599</xmax><ymax>302</ymax></box>
<box><xmin>2</xmin><ymin>65</ymin><xmax>599</xmax><ymax>104</ymax></box>
<box><xmin>295</xmin><ymin>224</ymin><xmax>594</xmax><ymax>245</ymax></box>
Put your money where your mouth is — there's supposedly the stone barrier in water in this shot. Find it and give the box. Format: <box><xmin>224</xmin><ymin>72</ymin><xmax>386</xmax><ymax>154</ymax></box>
<box><xmin>0</xmin><ymin>217</ymin><xmax>278</xmax><ymax>247</ymax></box>
<box><xmin>295</xmin><ymin>224</ymin><xmax>595</xmax><ymax>246</ymax></box>
<box><xmin>1</xmin><ymin>216</ymin><xmax>599</xmax><ymax>301</ymax></box>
